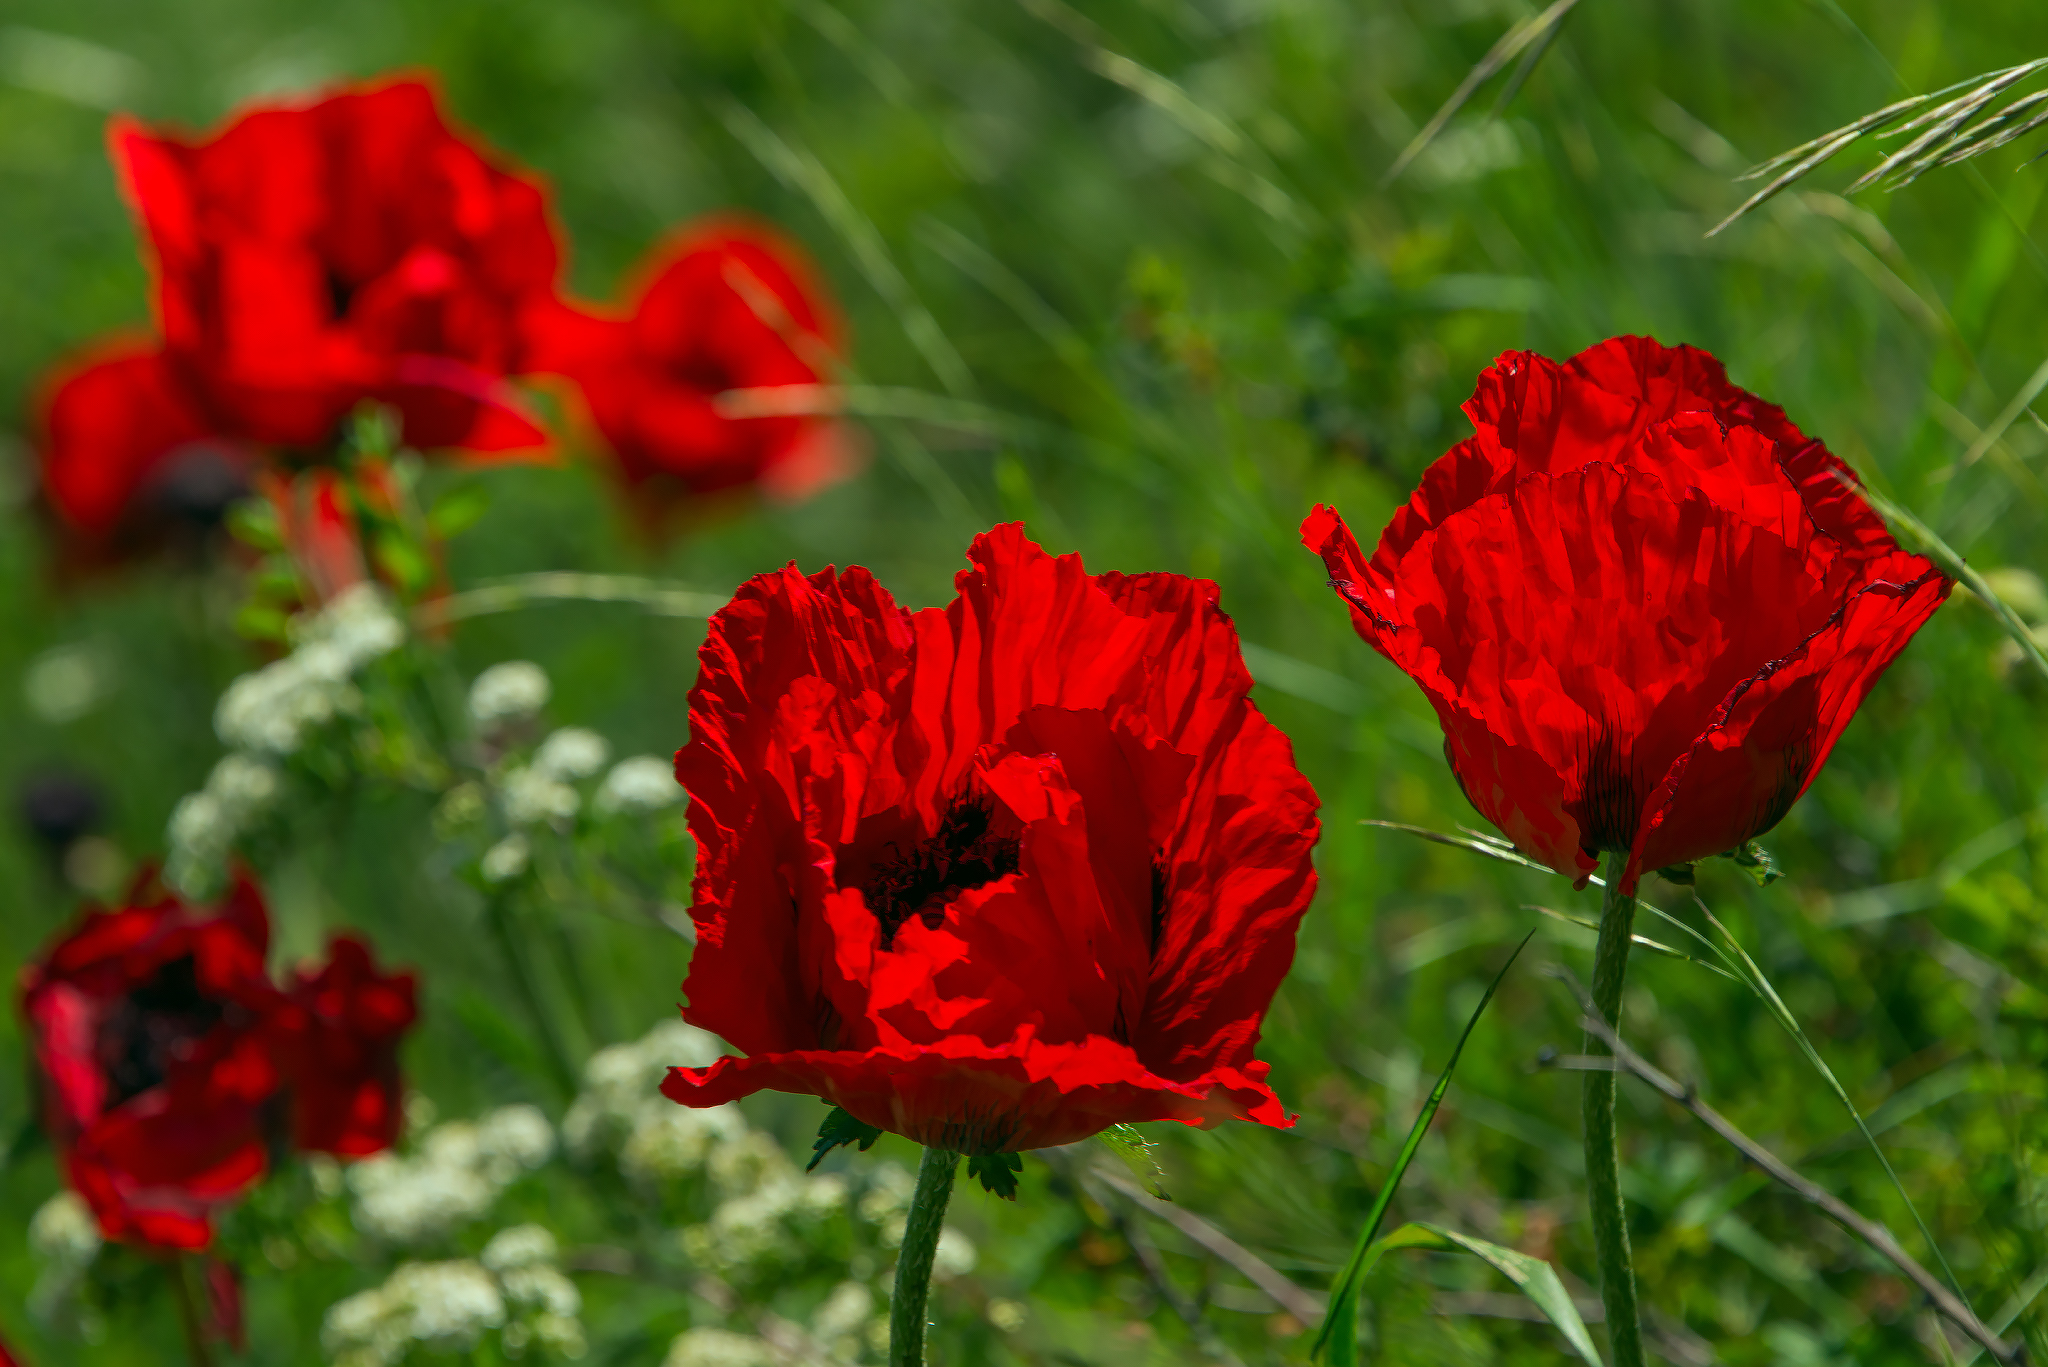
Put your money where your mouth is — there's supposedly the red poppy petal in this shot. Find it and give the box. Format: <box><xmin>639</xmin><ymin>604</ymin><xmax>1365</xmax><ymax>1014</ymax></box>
<box><xmin>662</xmin><ymin>1027</ymin><xmax>1289</xmax><ymax>1153</ymax></box>
<box><xmin>1630</xmin><ymin>553</ymin><xmax>1952</xmax><ymax>883</ymax></box>
<box><xmin>36</xmin><ymin>343</ymin><xmax>217</xmax><ymax>536</ymax></box>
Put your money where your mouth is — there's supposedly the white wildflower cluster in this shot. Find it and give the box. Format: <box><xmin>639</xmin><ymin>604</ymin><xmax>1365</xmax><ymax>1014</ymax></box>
<box><xmin>562</xmin><ymin>1018</ymin><xmax>729</xmax><ymax>1166</ymax></box>
<box><xmin>495</xmin><ymin>726</ymin><xmax>612</xmax><ymax>831</ymax></box>
<box><xmin>165</xmin><ymin>752</ymin><xmax>282</xmax><ymax>893</ymax></box>
<box><xmin>594</xmin><ymin>754</ymin><xmax>682</xmax><ymax>814</ymax></box>
<box><xmin>320</xmin><ymin>1228</ymin><xmax>587</xmax><ymax>1367</ymax></box>
<box><xmin>216</xmin><ymin>585</ymin><xmax>405</xmax><ymax>755</ymax></box>
<box><xmin>810</xmin><ymin>1281</ymin><xmax>876</xmax><ymax>1361</ymax></box>
<box><xmin>856</xmin><ymin>1160</ymin><xmax>975</xmax><ymax>1275</ymax></box>
<box><xmin>469</xmin><ymin>661</ymin><xmax>551</xmax><ymax>726</ymax></box>
<box><xmin>348</xmin><ymin>1105</ymin><xmax>556</xmax><ymax>1246</ymax></box>
<box><xmin>663</xmin><ymin>1327</ymin><xmax>775</xmax><ymax>1367</ymax></box>
<box><xmin>27</xmin><ymin>1190</ymin><xmax>103</xmax><ymax>1331</ymax></box>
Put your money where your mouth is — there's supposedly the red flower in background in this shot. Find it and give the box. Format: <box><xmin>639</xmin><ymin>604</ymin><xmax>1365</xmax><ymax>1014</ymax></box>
<box><xmin>20</xmin><ymin>874</ymin><xmax>283</xmax><ymax>1251</ymax></box>
<box><xmin>524</xmin><ymin>216</ymin><xmax>856</xmax><ymax>510</ymax></box>
<box><xmin>34</xmin><ymin>337</ymin><xmax>254</xmax><ymax>548</ymax></box>
<box><xmin>662</xmin><ymin>525</ymin><xmax>1319</xmax><ymax>1152</ymax></box>
<box><xmin>110</xmin><ymin>74</ymin><xmax>559</xmax><ymax>455</ymax></box>
<box><xmin>277</xmin><ymin>935</ymin><xmax>418</xmax><ymax>1157</ymax></box>
<box><xmin>1304</xmin><ymin>336</ymin><xmax>1950</xmax><ymax>893</ymax></box>
<box><xmin>19</xmin><ymin>873</ymin><xmax>421</xmax><ymax>1249</ymax></box>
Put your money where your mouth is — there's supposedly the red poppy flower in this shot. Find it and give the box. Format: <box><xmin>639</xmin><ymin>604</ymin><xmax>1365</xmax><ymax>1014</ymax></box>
<box><xmin>661</xmin><ymin>525</ymin><xmax>1320</xmax><ymax>1152</ymax></box>
<box><xmin>109</xmin><ymin>74</ymin><xmax>558</xmax><ymax>455</ymax></box>
<box><xmin>34</xmin><ymin>337</ymin><xmax>255</xmax><ymax>543</ymax></box>
<box><xmin>1304</xmin><ymin>335</ymin><xmax>1950</xmax><ymax>893</ymax></box>
<box><xmin>277</xmin><ymin>934</ymin><xmax>418</xmax><ymax>1158</ymax></box>
<box><xmin>19</xmin><ymin>873</ymin><xmax>284</xmax><ymax>1251</ymax></box>
<box><xmin>523</xmin><ymin>216</ymin><xmax>855</xmax><ymax>509</ymax></box>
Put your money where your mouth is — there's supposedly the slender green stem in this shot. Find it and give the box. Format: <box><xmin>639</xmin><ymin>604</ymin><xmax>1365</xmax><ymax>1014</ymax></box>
<box><xmin>483</xmin><ymin>892</ymin><xmax>580</xmax><ymax>1097</ymax></box>
<box><xmin>169</xmin><ymin>1255</ymin><xmax>217</xmax><ymax>1367</ymax></box>
<box><xmin>1583</xmin><ymin>850</ymin><xmax>1645</xmax><ymax>1367</ymax></box>
<box><xmin>890</xmin><ymin>1146</ymin><xmax>962</xmax><ymax>1367</ymax></box>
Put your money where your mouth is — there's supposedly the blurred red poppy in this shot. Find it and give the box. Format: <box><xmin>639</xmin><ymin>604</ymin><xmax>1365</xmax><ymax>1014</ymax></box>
<box><xmin>1304</xmin><ymin>336</ymin><xmax>1950</xmax><ymax>893</ymax></box>
<box><xmin>661</xmin><ymin>524</ymin><xmax>1319</xmax><ymax>1152</ymax></box>
<box><xmin>277</xmin><ymin>935</ymin><xmax>418</xmax><ymax>1158</ymax></box>
<box><xmin>33</xmin><ymin>337</ymin><xmax>255</xmax><ymax>547</ymax></box>
<box><xmin>523</xmin><ymin>216</ymin><xmax>856</xmax><ymax>512</ymax></box>
<box><xmin>19</xmin><ymin>873</ymin><xmax>283</xmax><ymax>1251</ymax></box>
<box><xmin>109</xmin><ymin>73</ymin><xmax>558</xmax><ymax>455</ymax></box>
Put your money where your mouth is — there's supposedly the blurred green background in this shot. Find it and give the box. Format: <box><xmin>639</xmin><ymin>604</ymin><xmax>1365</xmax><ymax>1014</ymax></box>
<box><xmin>2</xmin><ymin>0</ymin><xmax>2046</xmax><ymax>1363</ymax></box>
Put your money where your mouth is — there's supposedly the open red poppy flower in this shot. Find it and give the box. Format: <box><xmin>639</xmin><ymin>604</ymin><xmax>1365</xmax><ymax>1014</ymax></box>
<box><xmin>522</xmin><ymin>215</ymin><xmax>855</xmax><ymax>510</ymax></box>
<box><xmin>662</xmin><ymin>525</ymin><xmax>1320</xmax><ymax>1152</ymax></box>
<box><xmin>277</xmin><ymin>935</ymin><xmax>418</xmax><ymax>1158</ymax></box>
<box><xmin>20</xmin><ymin>874</ymin><xmax>284</xmax><ymax>1251</ymax></box>
<box><xmin>34</xmin><ymin>337</ymin><xmax>255</xmax><ymax>546</ymax></box>
<box><xmin>1305</xmin><ymin>335</ymin><xmax>1950</xmax><ymax>893</ymax></box>
<box><xmin>109</xmin><ymin>74</ymin><xmax>559</xmax><ymax>455</ymax></box>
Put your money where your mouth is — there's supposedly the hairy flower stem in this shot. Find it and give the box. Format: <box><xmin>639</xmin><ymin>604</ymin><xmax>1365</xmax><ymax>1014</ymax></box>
<box><xmin>169</xmin><ymin>1255</ymin><xmax>217</xmax><ymax>1367</ymax></box>
<box><xmin>890</xmin><ymin>1146</ymin><xmax>962</xmax><ymax>1367</ymax></box>
<box><xmin>1583</xmin><ymin>852</ymin><xmax>1645</xmax><ymax>1367</ymax></box>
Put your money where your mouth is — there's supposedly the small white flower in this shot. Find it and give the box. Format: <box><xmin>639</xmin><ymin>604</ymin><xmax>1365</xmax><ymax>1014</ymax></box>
<box><xmin>480</xmin><ymin>833</ymin><xmax>531</xmax><ymax>883</ymax></box>
<box><xmin>986</xmin><ymin>1298</ymin><xmax>1027</xmax><ymax>1332</ymax></box>
<box><xmin>348</xmin><ymin>1153</ymin><xmax>497</xmax><ymax>1246</ymax></box>
<box><xmin>664</xmin><ymin>1326</ymin><xmax>776</xmax><ymax>1367</ymax></box>
<box><xmin>168</xmin><ymin>791</ymin><xmax>230</xmax><ymax>863</ymax></box>
<box><xmin>311</xmin><ymin>584</ymin><xmax>406</xmax><ymax>668</ymax></box>
<box><xmin>480</xmin><ymin>1224</ymin><xmax>559</xmax><ymax>1274</ymax></box>
<box><xmin>469</xmin><ymin>661</ymin><xmax>551</xmax><ymax>725</ymax></box>
<box><xmin>499</xmin><ymin>765</ymin><xmax>579</xmax><ymax>826</ymax></box>
<box><xmin>385</xmin><ymin>1260</ymin><xmax>505</xmax><ymax>1350</ymax></box>
<box><xmin>205</xmin><ymin>753</ymin><xmax>281</xmax><ymax>821</ymax></box>
<box><xmin>932</xmin><ymin>1226</ymin><xmax>977</xmax><ymax>1280</ymax></box>
<box><xmin>534</xmin><ymin>727</ymin><xmax>610</xmax><ymax>781</ymax></box>
<box><xmin>477</xmin><ymin>1104</ymin><xmax>556</xmax><ymax>1175</ymax></box>
<box><xmin>619</xmin><ymin>1105</ymin><xmax>746</xmax><ymax>1186</ymax></box>
<box><xmin>28</xmin><ymin>1191</ymin><xmax>101</xmax><ymax>1268</ymax></box>
<box><xmin>858</xmin><ymin>1162</ymin><xmax>916</xmax><ymax>1226</ymax></box>
<box><xmin>534</xmin><ymin>1310</ymin><xmax>588</xmax><ymax>1357</ymax></box>
<box><xmin>798</xmin><ymin>1173</ymin><xmax>849</xmax><ymax>1219</ymax></box>
<box><xmin>499</xmin><ymin>1264</ymin><xmax>580</xmax><ymax>1319</ymax></box>
<box><xmin>708</xmin><ymin>1132</ymin><xmax>797</xmax><ymax>1199</ymax></box>
<box><xmin>811</xmin><ymin>1281</ymin><xmax>873</xmax><ymax>1340</ymax></box>
<box><xmin>595</xmin><ymin>755</ymin><xmax>681</xmax><ymax>814</ymax></box>
<box><xmin>321</xmin><ymin>1285</ymin><xmax>399</xmax><ymax>1357</ymax></box>
<box><xmin>22</xmin><ymin>641</ymin><xmax>117</xmax><ymax>725</ymax></box>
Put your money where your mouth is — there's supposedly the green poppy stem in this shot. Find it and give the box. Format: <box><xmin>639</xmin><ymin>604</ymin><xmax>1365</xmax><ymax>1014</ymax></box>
<box><xmin>169</xmin><ymin>1254</ymin><xmax>217</xmax><ymax>1367</ymax></box>
<box><xmin>890</xmin><ymin>1145</ymin><xmax>962</xmax><ymax>1367</ymax></box>
<box><xmin>1583</xmin><ymin>851</ymin><xmax>1645</xmax><ymax>1367</ymax></box>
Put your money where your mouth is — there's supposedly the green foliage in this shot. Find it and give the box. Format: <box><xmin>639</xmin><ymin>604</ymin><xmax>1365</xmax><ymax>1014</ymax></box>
<box><xmin>967</xmin><ymin>1153</ymin><xmax>1025</xmax><ymax>1201</ymax></box>
<box><xmin>1</xmin><ymin>0</ymin><xmax>2046</xmax><ymax>1364</ymax></box>
<box><xmin>809</xmin><ymin>1107</ymin><xmax>885</xmax><ymax>1171</ymax></box>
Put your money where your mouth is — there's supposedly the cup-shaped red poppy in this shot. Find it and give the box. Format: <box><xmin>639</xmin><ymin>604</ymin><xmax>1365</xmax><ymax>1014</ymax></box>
<box><xmin>1304</xmin><ymin>336</ymin><xmax>1950</xmax><ymax>893</ymax></box>
<box><xmin>523</xmin><ymin>215</ymin><xmax>855</xmax><ymax>510</ymax></box>
<box><xmin>19</xmin><ymin>873</ymin><xmax>285</xmax><ymax>1250</ymax></box>
<box><xmin>277</xmin><ymin>934</ymin><xmax>418</xmax><ymax>1158</ymax></box>
<box><xmin>34</xmin><ymin>336</ymin><xmax>255</xmax><ymax>546</ymax></box>
<box><xmin>661</xmin><ymin>525</ymin><xmax>1320</xmax><ymax>1152</ymax></box>
<box><xmin>109</xmin><ymin>74</ymin><xmax>558</xmax><ymax>455</ymax></box>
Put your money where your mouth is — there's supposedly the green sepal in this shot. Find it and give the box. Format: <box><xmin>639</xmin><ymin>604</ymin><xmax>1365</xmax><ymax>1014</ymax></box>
<box><xmin>808</xmin><ymin>1107</ymin><xmax>882</xmax><ymax>1171</ymax></box>
<box><xmin>1655</xmin><ymin>863</ymin><xmax>1696</xmax><ymax>885</ymax></box>
<box><xmin>966</xmin><ymin>1151</ymin><xmax>1023</xmax><ymax>1200</ymax></box>
<box><xmin>234</xmin><ymin>604</ymin><xmax>292</xmax><ymax>643</ymax></box>
<box><xmin>427</xmin><ymin>483</ymin><xmax>491</xmax><ymax>539</ymax></box>
<box><xmin>225</xmin><ymin>497</ymin><xmax>284</xmax><ymax>551</ymax></box>
<box><xmin>1722</xmin><ymin>841</ymin><xmax>1783</xmax><ymax>886</ymax></box>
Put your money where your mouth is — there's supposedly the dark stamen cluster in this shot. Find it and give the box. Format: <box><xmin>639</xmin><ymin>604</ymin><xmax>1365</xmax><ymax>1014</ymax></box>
<box><xmin>96</xmin><ymin>955</ymin><xmax>229</xmax><ymax>1109</ymax></box>
<box><xmin>866</xmin><ymin>798</ymin><xmax>1020</xmax><ymax>949</ymax></box>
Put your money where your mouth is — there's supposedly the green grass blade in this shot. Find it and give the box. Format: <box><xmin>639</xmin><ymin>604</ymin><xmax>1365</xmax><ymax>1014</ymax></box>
<box><xmin>1408</xmin><ymin>1223</ymin><xmax>1607</xmax><ymax>1365</ymax></box>
<box><xmin>1311</xmin><ymin>930</ymin><xmax>1533</xmax><ymax>1365</ymax></box>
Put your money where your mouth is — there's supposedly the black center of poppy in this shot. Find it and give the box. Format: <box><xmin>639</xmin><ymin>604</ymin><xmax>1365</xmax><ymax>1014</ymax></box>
<box><xmin>865</xmin><ymin>798</ymin><xmax>1020</xmax><ymax>949</ymax></box>
<box><xmin>96</xmin><ymin>955</ymin><xmax>229</xmax><ymax>1110</ymax></box>
<box><xmin>326</xmin><ymin>269</ymin><xmax>356</xmax><ymax>321</ymax></box>
<box><xmin>1582</xmin><ymin>734</ymin><xmax>1642</xmax><ymax>854</ymax></box>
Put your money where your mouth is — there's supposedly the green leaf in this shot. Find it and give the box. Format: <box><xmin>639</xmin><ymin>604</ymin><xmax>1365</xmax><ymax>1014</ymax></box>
<box><xmin>372</xmin><ymin>529</ymin><xmax>433</xmax><ymax>596</ymax></box>
<box><xmin>427</xmin><ymin>483</ymin><xmax>491</xmax><ymax>540</ymax></box>
<box><xmin>808</xmin><ymin>1106</ymin><xmax>883</xmax><ymax>1171</ymax></box>
<box><xmin>225</xmin><ymin>497</ymin><xmax>284</xmax><ymax>551</ymax></box>
<box><xmin>1096</xmin><ymin>1124</ymin><xmax>1170</xmax><ymax>1200</ymax></box>
<box><xmin>451</xmin><ymin>989</ymin><xmax>560</xmax><ymax>1091</ymax></box>
<box><xmin>967</xmin><ymin>1151</ymin><xmax>1024</xmax><ymax>1200</ymax></box>
<box><xmin>1313</xmin><ymin>930</ymin><xmax>1533</xmax><ymax>1365</ymax></box>
<box><xmin>1723</xmin><ymin>841</ymin><xmax>1784</xmax><ymax>886</ymax></box>
<box><xmin>233</xmin><ymin>604</ymin><xmax>292</xmax><ymax>643</ymax></box>
<box><xmin>1369</xmin><ymin>1222</ymin><xmax>1605</xmax><ymax>1365</ymax></box>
